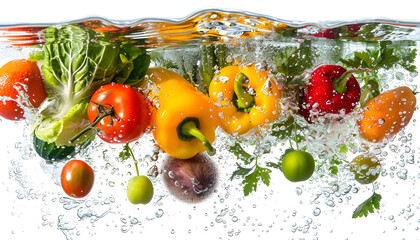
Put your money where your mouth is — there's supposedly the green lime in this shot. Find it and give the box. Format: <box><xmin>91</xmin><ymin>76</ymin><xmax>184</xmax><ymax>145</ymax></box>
<box><xmin>281</xmin><ymin>150</ymin><xmax>315</xmax><ymax>182</ymax></box>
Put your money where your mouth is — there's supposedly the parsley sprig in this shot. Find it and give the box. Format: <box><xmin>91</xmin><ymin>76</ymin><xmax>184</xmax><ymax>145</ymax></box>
<box><xmin>340</xmin><ymin>40</ymin><xmax>417</xmax><ymax>106</ymax></box>
<box><xmin>229</xmin><ymin>142</ymin><xmax>272</xmax><ymax>196</ymax></box>
<box><xmin>352</xmin><ymin>192</ymin><xmax>382</xmax><ymax>218</ymax></box>
<box><xmin>272</xmin><ymin>40</ymin><xmax>313</xmax><ymax>88</ymax></box>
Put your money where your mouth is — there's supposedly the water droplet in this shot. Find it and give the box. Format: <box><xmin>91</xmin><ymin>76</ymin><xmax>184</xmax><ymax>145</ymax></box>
<box><xmin>296</xmin><ymin>187</ymin><xmax>303</xmax><ymax>195</ymax></box>
<box><xmin>130</xmin><ymin>218</ymin><xmax>139</xmax><ymax>225</ymax></box>
<box><xmin>313</xmin><ymin>207</ymin><xmax>321</xmax><ymax>216</ymax></box>
<box><xmin>155</xmin><ymin>209</ymin><xmax>164</xmax><ymax>218</ymax></box>
<box><xmin>397</xmin><ymin>169</ymin><xmax>408</xmax><ymax>180</ymax></box>
<box><xmin>121</xmin><ymin>225</ymin><xmax>129</xmax><ymax>233</ymax></box>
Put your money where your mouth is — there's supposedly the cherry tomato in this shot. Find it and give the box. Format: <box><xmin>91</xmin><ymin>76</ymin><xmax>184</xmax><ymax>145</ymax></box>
<box><xmin>88</xmin><ymin>83</ymin><xmax>151</xmax><ymax>144</ymax></box>
<box><xmin>281</xmin><ymin>150</ymin><xmax>315</xmax><ymax>182</ymax></box>
<box><xmin>350</xmin><ymin>155</ymin><xmax>381</xmax><ymax>184</ymax></box>
<box><xmin>60</xmin><ymin>160</ymin><xmax>94</xmax><ymax>198</ymax></box>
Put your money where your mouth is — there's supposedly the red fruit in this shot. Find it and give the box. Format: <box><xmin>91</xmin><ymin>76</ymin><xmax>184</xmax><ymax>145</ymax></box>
<box><xmin>87</xmin><ymin>83</ymin><xmax>151</xmax><ymax>144</ymax></box>
<box><xmin>0</xmin><ymin>59</ymin><xmax>47</xmax><ymax>120</ymax></box>
<box><xmin>313</xmin><ymin>28</ymin><xmax>337</xmax><ymax>39</ymax></box>
<box><xmin>61</xmin><ymin>160</ymin><xmax>94</xmax><ymax>198</ymax></box>
<box><xmin>299</xmin><ymin>65</ymin><xmax>361</xmax><ymax>122</ymax></box>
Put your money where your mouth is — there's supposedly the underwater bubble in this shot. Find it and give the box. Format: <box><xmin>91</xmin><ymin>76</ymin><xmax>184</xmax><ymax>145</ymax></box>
<box><xmin>313</xmin><ymin>207</ymin><xmax>321</xmax><ymax>216</ymax></box>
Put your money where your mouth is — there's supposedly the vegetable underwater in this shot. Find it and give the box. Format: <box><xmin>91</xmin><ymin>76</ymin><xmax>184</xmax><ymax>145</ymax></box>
<box><xmin>298</xmin><ymin>65</ymin><xmax>362</xmax><ymax>122</ymax></box>
<box><xmin>1</xmin><ymin>18</ymin><xmax>419</xmax><ymax>230</ymax></box>
<box><xmin>33</xmin><ymin>25</ymin><xmax>150</xmax><ymax>146</ymax></box>
<box><xmin>143</xmin><ymin>67</ymin><xmax>218</xmax><ymax>159</ymax></box>
<box><xmin>209</xmin><ymin>64</ymin><xmax>282</xmax><ymax>135</ymax></box>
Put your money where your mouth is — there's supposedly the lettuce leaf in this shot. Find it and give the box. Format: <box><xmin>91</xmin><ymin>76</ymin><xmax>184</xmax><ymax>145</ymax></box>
<box><xmin>34</xmin><ymin>25</ymin><xmax>150</xmax><ymax>146</ymax></box>
<box><xmin>36</xmin><ymin>102</ymin><xmax>94</xmax><ymax>146</ymax></box>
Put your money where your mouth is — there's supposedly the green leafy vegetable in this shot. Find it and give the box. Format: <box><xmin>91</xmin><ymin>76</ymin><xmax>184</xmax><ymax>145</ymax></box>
<box><xmin>229</xmin><ymin>142</ymin><xmax>272</xmax><ymax>196</ymax></box>
<box><xmin>353</xmin><ymin>23</ymin><xmax>414</xmax><ymax>42</ymax></box>
<box><xmin>352</xmin><ymin>192</ymin><xmax>382</xmax><ymax>218</ymax></box>
<box><xmin>114</xmin><ymin>46</ymin><xmax>151</xmax><ymax>85</ymax></box>
<box><xmin>242</xmin><ymin>165</ymin><xmax>271</xmax><ymax>196</ymax></box>
<box><xmin>316</xmin><ymin>153</ymin><xmax>344</xmax><ymax>178</ymax></box>
<box><xmin>340</xmin><ymin>41</ymin><xmax>416</xmax><ymax>72</ymax></box>
<box><xmin>272</xmin><ymin>40</ymin><xmax>313</xmax><ymax>86</ymax></box>
<box><xmin>271</xmin><ymin>117</ymin><xmax>305</xmax><ymax>143</ymax></box>
<box><xmin>34</xmin><ymin>25</ymin><xmax>150</xmax><ymax>146</ymax></box>
<box><xmin>199</xmin><ymin>44</ymin><xmax>228</xmax><ymax>88</ymax></box>
<box><xmin>328</xmin><ymin>156</ymin><xmax>342</xmax><ymax>176</ymax></box>
<box><xmin>340</xmin><ymin>40</ymin><xmax>417</xmax><ymax>106</ymax></box>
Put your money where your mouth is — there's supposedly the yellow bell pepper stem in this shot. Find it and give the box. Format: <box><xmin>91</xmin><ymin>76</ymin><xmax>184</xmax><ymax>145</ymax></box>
<box><xmin>234</xmin><ymin>73</ymin><xmax>255</xmax><ymax>111</ymax></box>
<box><xmin>178</xmin><ymin>118</ymin><xmax>215</xmax><ymax>156</ymax></box>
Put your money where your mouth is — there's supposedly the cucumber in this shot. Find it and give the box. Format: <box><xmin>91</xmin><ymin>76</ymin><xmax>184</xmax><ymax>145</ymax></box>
<box><xmin>33</xmin><ymin>134</ymin><xmax>90</xmax><ymax>162</ymax></box>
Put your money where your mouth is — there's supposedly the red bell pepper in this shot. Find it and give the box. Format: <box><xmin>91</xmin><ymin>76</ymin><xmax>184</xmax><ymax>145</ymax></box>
<box><xmin>298</xmin><ymin>65</ymin><xmax>362</xmax><ymax>122</ymax></box>
<box><xmin>313</xmin><ymin>28</ymin><xmax>336</xmax><ymax>39</ymax></box>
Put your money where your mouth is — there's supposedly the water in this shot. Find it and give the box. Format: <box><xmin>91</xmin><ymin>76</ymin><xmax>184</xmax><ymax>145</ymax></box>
<box><xmin>0</xmin><ymin>10</ymin><xmax>419</xmax><ymax>240</ymax></box>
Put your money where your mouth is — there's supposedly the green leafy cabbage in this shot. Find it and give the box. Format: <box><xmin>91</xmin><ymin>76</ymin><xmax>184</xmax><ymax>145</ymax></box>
<box><xmin>34</xmin><ymin>25</ymin><xmax>150</xmax><ymax>146</ymax></box>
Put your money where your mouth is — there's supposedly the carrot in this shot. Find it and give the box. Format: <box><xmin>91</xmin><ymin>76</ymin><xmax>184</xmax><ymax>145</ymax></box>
<box><xmin>358</xmin><ymin>86</ymin><xmax>417</xmax><ymax>143</ymax></box>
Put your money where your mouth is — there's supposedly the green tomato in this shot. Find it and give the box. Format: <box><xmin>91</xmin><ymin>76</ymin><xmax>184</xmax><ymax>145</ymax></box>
<box><xmin>350</xmin><ymin>155</ymin><xmax>381</xmax><ymax>184</ymax></box>
<box><xmin>126</xmin><ymin>175</ymin><xmax>154</xmax><ymax>204</ymax></box>
<box><xmin>281</xmin><ymin>150</ymin><xmax>315</xmax><ymax>182</ymax></box>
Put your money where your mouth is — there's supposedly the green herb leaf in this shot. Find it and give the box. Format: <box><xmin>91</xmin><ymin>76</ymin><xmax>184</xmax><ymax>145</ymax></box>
<box><xmin>266</xmin><ymin>161</ymin><xmax>281</xmax><ymax>170</ymax></box>
<box><xmin>360</xmin><ymin>79</ymin><xmax>380</xmax><ymax>107</ymax></box>
<box><xmin>328</xmin><ymin>155</ymin><xmax>343</xmax><ymax>176</ymax></box>
<box><xmin>272</xmin><ymin>40</ymin><xmax>313</xmax><ymax>85</ymax></box>
<box><xmin>230</xmin><ymin>163</ymin><xmax>253</xmax><ymax>180</ymax></box>
<box><xmin>340</xmin><ymin>41</ymin><xmax>417</xmax><ymax>72</ymax></box>
<box><xmin>119</xmin><ymin>144</ymin><xmax>132</xmax><ymax>162</ymax></box>
<box><xmin>114</xmin><ymin>46</ymin><xmax>150</xmax><ymax>85</ymax></box>
<box><xmin>242</xmin><ymin>165</ymin><xmax>272</xmax><ymax>196</ymax></box>
<box><xmin>199</xmin><ymin>44</ymin><xmax>228</xmax><ymax>88</ymax></box>
<box><xmin>229</xmin><ymin>142</ymin><xmax>272</xmax><ymax>196</ymax></box>
<box><xmin>352</xmin><ymin>192</ymin><xmax>382</xmax><ymax>218</ymax></box>
<box><xmin>340</xmin><ymin>40</ymin><xmax>417</xmax><ymax>105</ymax></box>
<box><xmin>228</xmin><ymin>142</ymin><xmax>255</xmax><ymax>165</ymax></box>
<box><xmin>271</xmin><ymin>117</ymin><xmax>305</xmax><ymax>143</ymax></box>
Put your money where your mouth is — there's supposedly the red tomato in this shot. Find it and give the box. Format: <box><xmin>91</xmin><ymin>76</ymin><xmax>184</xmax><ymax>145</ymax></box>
<box><xmin>87</xmin><ymin>83</ymin><xmax>151</xmax><ymax>144</ymax></box>
<box><xmin>60</xmin><ymin>160</ymin><xmax>94</xmax><ymax>198</ymax></box>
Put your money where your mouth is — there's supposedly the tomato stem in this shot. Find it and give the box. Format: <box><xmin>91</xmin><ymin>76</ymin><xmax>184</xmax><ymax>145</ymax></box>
<box><xmin>293</xmin><ymin>122</ymin><xmax>299</xmax><ymax>150</ymax></box>
<box><xmin>69</xmin><ymin>104</ymin><xmax>115</xmax><ymax>144</ymax></box>
<box><xmin>126</xmin><ymin>143</ymin><xmax>140</xmax><ymax>176</ymax></box>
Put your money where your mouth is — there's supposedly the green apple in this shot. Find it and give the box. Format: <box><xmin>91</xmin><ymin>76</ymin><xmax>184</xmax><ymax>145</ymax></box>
<box><xmin>281</xmin><ymin>150</ymin><xmax>315</xmax><ymax>182</ymax></box>
<box><xmin>127</xmin><ymin>175</ymin><xmax>154</xmax><ymax>204</ymax></box>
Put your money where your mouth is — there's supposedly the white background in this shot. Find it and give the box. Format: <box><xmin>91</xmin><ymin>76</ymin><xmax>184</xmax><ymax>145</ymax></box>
<box><xmin>0</xmin><ymin>0</ymin><xmax>420</xmax><ymax>24</ymax></box>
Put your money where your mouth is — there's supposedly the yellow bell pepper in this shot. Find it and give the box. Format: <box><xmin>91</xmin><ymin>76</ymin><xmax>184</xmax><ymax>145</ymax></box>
<box><xmin>209</xmin><ymin>64</ymin><xmax>282</xmax><ymax>135</ymax></box>
<box><xmin>143</xmin><ymin>67</ymin><xmax>218</xmax><ymax>159</ymax></box>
